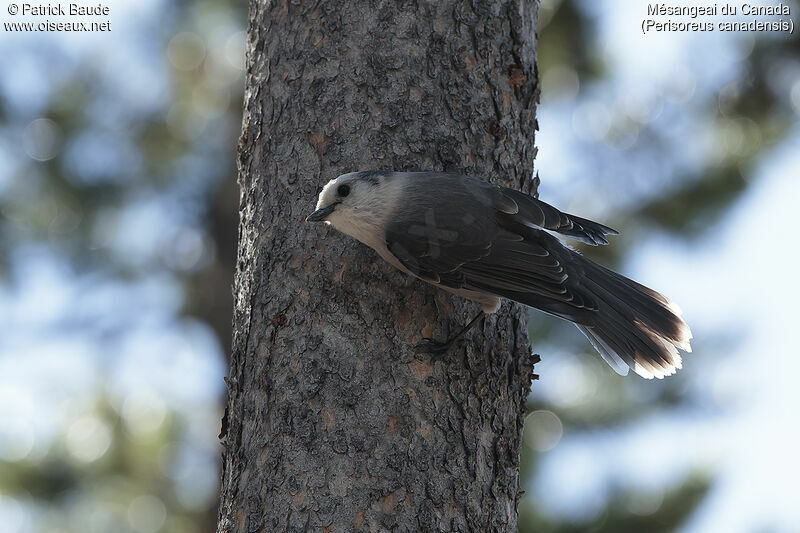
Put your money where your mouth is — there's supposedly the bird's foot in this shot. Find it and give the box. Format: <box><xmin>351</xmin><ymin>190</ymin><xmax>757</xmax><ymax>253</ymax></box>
<box><xmin>413</xmin><ymin>337</ymin><xmax>454</xmax><ymax>357</ymax></box>
<box><xmin>412</xmin><ymin>311</ymin><xmax>485</xmax><ymax>358</ymax></box>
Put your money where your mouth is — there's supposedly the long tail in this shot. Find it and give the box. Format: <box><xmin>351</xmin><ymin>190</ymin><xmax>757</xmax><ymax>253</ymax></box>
<box><xmin>574</xmin><ymin>258</ymin><xmax>693</xmax><ymax>379</ymax></box>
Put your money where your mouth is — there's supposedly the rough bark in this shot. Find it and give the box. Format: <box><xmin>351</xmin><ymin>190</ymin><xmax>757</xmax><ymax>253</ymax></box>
<box><xmin>218</xmin><ymin>1</ymin><xmax>539</xmax><ymax>531</ymax></box>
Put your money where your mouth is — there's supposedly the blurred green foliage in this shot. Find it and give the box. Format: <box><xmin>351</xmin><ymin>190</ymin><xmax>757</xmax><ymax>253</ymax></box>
<box><xmin>0</xmin><ymin>393</ymin><xmax>213</xmax><ymax>532</ymax></box>
<box><xmin>519</xmin><ymin>473</ymin><xmax>710</xmax><ymax>533</ymax></box>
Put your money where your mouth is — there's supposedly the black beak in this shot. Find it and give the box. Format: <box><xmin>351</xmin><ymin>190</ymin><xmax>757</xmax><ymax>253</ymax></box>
<box><xmin>306</xmin><ymin>202</ymin><xmax>339</xmax><ymax>222</ymax></box>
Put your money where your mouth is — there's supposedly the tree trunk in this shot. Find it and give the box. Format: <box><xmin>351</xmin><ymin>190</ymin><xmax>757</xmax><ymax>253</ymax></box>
<box><xmin>218</xmin><ymin>1</ymin><xmax>539</xmax><ymax>531</ymax></box>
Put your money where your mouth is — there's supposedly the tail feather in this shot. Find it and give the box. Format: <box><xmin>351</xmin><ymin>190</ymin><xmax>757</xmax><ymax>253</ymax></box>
<box><xmin>576</xmin><ymin>258</ymin><xmax>692</xmax><ymax>379</ymax></box>
<box><xmin>577</xmin><ymin>325</ymin><xmax>630</xmax><ymax>376</ymax></box>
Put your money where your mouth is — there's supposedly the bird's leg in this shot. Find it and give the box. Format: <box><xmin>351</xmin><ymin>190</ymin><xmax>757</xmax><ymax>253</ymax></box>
<box><xmin>414</xmin><ymin>311</ymin><xmax>486</xmax><ymax>356</ymax></box>
<box><xmin>530</xmin><ymin>172</ymin><xmax>541</xmax><ymax>198</ymax></box>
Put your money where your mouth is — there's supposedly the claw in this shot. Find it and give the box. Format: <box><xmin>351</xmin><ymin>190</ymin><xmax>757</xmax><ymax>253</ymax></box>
<box><xmin>414</xmin><ymin>338</ymin><xmax>453</xmax><ymax>356</ymax></box>
<box><xmin>412</xmin><ymin>311</ymin><xmax>485</xmax><ymax>357</ymax></box>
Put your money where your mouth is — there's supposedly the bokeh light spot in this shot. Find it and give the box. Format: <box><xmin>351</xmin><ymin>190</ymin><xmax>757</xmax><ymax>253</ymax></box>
<box><xmin>572</xmin><ymin>101</ymin><xmax>611</xmax><ymax>142</ymax></box>
<box><xmin>542</xmin><ymin>65</ymin><xmax>580</xmax><ymax>102</ymax></box>
<box><xmin>525</xmin><ymin>410</ymin><xmax>564</xmax><ymax>452</ymax></box>
<box><xmin>122</xmin><ymin>391</ymin><xmax>168</xmax><ymax>437</ymax></box>
<box><xmin>0</xmin><ymin>496</ymin><xmax>29</xmax><ymax>533</ymax></box>
<box><xmin>625</xmin><ymin>487</ymin><xmax>664</xmax><ymax>516</ymax></box>
<box><xmin>225</xmin><ymin>30</ymin><xmax>247</xmax><ymax>71</ymax></box>
<box><xmin>167</xmin><ymin>32</ymin><xmax>207</xmax><ymax>71</ymax></box>
<box><xmin>127</xmin><ymin>494</ymin><xmax>167</xmax><ymax>533</ymax></box>
<box><xmin>791</xmin><ymin>80</ymin><xmax>800</xmax><ymax>115</ymax></box>
<box><xmin>66</xmin><ymin>415</ymin><xmax>112</xmax><ymax>463</ymax></box>
<box><xmin>22</xmin><ymin>118</ymin><xmax>62</xmax><ymax>161</ymax></box>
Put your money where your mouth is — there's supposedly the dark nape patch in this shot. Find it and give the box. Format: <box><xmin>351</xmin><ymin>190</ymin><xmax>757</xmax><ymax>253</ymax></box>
<box><xmin>358</xmin><ymin>171</ymin><xmax>382</xmax><ymax>186</ymax></box>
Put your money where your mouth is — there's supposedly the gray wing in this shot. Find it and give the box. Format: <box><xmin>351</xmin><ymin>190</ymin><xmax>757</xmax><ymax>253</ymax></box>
<box><xmin>500</xmin><ymin>188</ymin><xmax>618</xmax><ymax>245</ymax></box>
<box><xmin>384</xmin><ymin>175</ymin><xmax>602</xmax><ymax>312</ymax></box>
<box><xmin>392</xmin><ymin>173</ymin><xmax>618</xmax><ymax>245</ymax></box>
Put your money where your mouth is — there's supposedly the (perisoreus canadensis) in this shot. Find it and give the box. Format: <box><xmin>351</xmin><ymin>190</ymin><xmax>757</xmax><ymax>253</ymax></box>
<box><xmin>307</xmin><ymin>171</ymin><xmax>692</xmax><ymax>379</ymax></box>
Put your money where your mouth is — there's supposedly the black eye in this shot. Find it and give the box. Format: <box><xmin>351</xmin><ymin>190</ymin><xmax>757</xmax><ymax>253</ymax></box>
<box><xmin>337</xmin><ymin>184</ymin><xmax>350</xmax><ymax>197</ymax></box>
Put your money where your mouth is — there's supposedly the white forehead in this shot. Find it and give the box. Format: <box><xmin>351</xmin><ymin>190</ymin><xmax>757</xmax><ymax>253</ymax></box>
<box><xmin>316</xmin><ymin>173</ymin><xmax>355</xmax><ymax>208</ymax></box>
<box><xmin>321</xmin><ymin>172</ymin><xmax>355</xmax><ymax>191</ymax></box>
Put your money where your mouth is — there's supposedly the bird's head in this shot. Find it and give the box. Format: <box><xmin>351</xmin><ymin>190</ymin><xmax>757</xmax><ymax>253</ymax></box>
<box><xmin>306</xmin><ymin>172</ymin><xmax>395</xmax><ymax>238</ymax></box>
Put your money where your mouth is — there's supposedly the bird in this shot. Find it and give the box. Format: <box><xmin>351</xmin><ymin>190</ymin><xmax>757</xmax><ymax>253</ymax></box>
<box><xmin>306</xmin><ymin>171</ymin><xmax>692</xmax><ymax>379</ymax></box>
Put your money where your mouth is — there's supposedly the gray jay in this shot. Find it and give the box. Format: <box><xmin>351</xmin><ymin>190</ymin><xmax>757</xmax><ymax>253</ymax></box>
<box><xmin>307</xmin><ymin>171</ymin><xmax>692</xmax><ymax>379</ymax></box>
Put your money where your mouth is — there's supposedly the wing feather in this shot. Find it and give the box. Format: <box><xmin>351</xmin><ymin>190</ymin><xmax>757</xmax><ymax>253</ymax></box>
<box><xmin>500</xmin><ymin>188</ymin><xmax>618</xmax><ymax>245</ymax></box>
<box><xmin>383</xmin><ymin>180</ymin><xmax>590</xmax><ymax>310</ymax></box>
